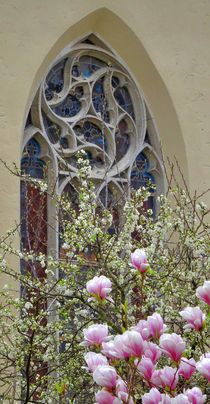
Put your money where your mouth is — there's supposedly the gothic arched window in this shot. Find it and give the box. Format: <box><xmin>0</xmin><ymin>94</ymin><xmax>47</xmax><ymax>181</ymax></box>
<box><xmin>21</xmin><ymin>35</ymin><xmax>164</xmax><ymax>254</ymax></box>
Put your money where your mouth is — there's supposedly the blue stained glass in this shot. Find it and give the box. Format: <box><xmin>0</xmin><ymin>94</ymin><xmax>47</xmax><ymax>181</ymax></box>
<box><xmin>72</xmin><ymin>65</ymin><xmax>80</xmax><ymax>78</ymax></box>
<box><xmin>52</xmin><ymin>94</ymin><xmax>81</xmax><ymax>118</ymax></box>
<box><xmin>131</xmin><ymin>152</ymin><xmax>155</xmax><ymax>215</ymax></box>
<box><xmin>60</xmin><ymin>137</ymin><xmax>69</xmax><ymax>149</ymax></box>
<box><xmin>84</xmin><ymin>150</ymin><xmax>105</xmax><ymax>168</ymax></box>
<box><xmin>114</xmin><ymin>86</ymin><xmax>135</xmax><ymax>120</ymax></box>
<box><xmin>131</xmin><ymin>152</ymin><xmax>155</xmax><ymax>190</ymax></box>
<box><xmin>72</xmin><ymin>56</ymin><xmax>107</xmax><ymax>79</ymax></box>
<box><xmin>42</xmin><ymin>112</ymin><xmax>61</xmax><ymax>144</ymax></box>
<box><xmin>21</xmin><ymin>139</ymin><xmax>45</xmax><ymax>179</ymax></box>
<box><xmin>75</xmin><ymin>121</ymin><xmax>108</xmax><ymax>151</ymax></box>
<box><xmin>92</xmin><ymin>78</ymin><xmax>110</xmax><ymax>123</ymax></box>
<box><xmin>111</xmin><ymin>76</ymin><xmax>120</xmax><ymax>88</ymax></box>
<box><xmin>45</xmin><ymin>59</ymin><xmax>66</xmax><ymax>101</ymax></box>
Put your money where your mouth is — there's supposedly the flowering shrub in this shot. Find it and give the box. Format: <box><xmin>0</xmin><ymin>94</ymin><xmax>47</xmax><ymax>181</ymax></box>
<box><xmin>83</xmin><ymin>260</ymin><xmax>210</xmax><ymax>403</ymax></box>
<box><xmin>0</xmin><ymin>157</ymin><xmax>209</xmax><ymax>402</ymax></box>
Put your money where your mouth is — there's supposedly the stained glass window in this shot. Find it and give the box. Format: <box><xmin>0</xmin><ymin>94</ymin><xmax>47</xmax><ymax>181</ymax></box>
<box><xmin>21</xmin><ymin>139</ymin><xmax>47</xmax><ymax>273</ymax></box>
<box><xmin>22</xmin><ymin>37</ymin><xmax>164</xmax><ymax>250</ymax></box>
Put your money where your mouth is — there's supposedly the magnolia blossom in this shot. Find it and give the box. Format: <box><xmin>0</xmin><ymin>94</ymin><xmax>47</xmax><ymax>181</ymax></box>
<box><xmin>144</xmin><ymin>341</ymin><xmax>161</xmax><ymax>363</ymax></box>
<box><xmin>101</xmin><ymin>341</ymin><xmax>116</xmax><ymax>360</ymax></box>
<box><xmin>179</xmin><ymin>307</ymin><xmax>205</xmax><ymax>331</ymax></box>
<box><xmin>178</xmin><ymin>357</ymin><xmax>196</xmax><ymax>379</ymax></box>
<box><xmin>116</xmin><ymin>380</ymin><xmax>134</xmax><ymax>404</ymax></box>
<box><xmin>95</xmin><ymin>390</ymin><xmax>117</xmax><ymax>404</ymax></box>
<box><xmin>86</xmin><ymin>275</ymin><xmax>112</xmax><ymax>301</ymax></box>
<box><xmin>93</xmin><ymin>365</ymin><xmax>117</xmax><ymax>389</ymax></box>
<box><xmin>162</xmin><ymin>395</ymin><xmax>172</xmax><ymax>404</ymax></box>
<box><xmin>84</xmin><ymin>352</ymin><xmax>108</xmax><ymax>372</ymax></box>
<box><xmin>171</xmin><ymin>394</ymin><xmax>190</xmax><ymax>404</ymax></box>
<box><xmin>196</xmin><ymin>356</ymin><xmax>210</xmax><ymax>382</ymax></box>
<box><xmin>196</xmin><ymin>280</ymin><xmax>210</xmax><ymax>306</ymax></box>
<box><xmin>185</xmin><ymin>387</ymin><xmax>207</xmax><ymax>404</ymax></box>
<box><xmin>141</xmin><ymin>387</ymin><xmax>162</xmax><ymax>404</ymax></box>
<box><xmin>102</xmin><ymin>330</ymin><xmax>144</xmax><ymax>359</ymax></box>
<box><xmin>150</xmin><ymin>369</ymin><xmax>162</xmax><ymax>388</ymax></box>
<box><xmin>116</xmin><ymin>378</ymin><xmax>128</xmax><ymax>395</ymax></box>
<box><xmin>137</xmin><ymin>357</ymin><xmax>155</xmax><ymax>380</ymax></box>
<box><xmin>147</xmin><ymin>313</ymin><xmax>167</xmax><ymax>339</ymax></box>
<box><xmin>134</xmin><ymin>319</ymin><xmax>149</xmax><ymax>340</ymax></box>
<box><xmin>131</xmin><ymin>249</ymin><xmax>149</xmax><ymax>273</ymax></box>
<box><xmin>159</xmin><ymin>333</ymin><xmax>186</xmax><ymax>363</ymax></box>
<box><xmin>82</xmin><ymin>324</ymin><xmax>110</xmax><ymax>347</ymax></box>
<box><xmin>159</xmin><ymin>366</ymin><xmax>179</xmax><ymax>390</ymax></box>
<box><xmin>117</xmin><ymin>392</ymin><xmax>134</xmax><ymax>404</ymax></box>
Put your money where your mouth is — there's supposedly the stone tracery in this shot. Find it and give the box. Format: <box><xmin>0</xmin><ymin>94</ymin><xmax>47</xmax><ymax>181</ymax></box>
<box><xmin>22</xmin><ymin>38</ymin><xmax>164</xmax><ymax>216</ymax></box>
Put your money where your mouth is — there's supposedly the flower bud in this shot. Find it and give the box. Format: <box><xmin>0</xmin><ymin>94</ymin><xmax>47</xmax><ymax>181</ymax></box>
<box><xmin>131</xmin><ymin>249</ymin><xmax>149</xmax><ymax>273</ymax></box>
<box><xmin>196</xmin><ymin>281</ymin><xmax>210</xmax><ymax>306</ymax></box>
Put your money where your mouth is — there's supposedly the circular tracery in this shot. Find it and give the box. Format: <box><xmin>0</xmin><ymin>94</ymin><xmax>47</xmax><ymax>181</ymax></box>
<box><xmin>23</xmin><ymin>39</ymin><xmax>164</xmax><ymax>216</ymax></box>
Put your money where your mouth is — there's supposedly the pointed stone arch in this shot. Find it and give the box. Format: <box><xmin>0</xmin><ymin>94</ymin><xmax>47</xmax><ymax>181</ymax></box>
<box><xmin>23</xmin><ymin>7</ymin><xmax>188</xmax><ymax>185</ymax></box>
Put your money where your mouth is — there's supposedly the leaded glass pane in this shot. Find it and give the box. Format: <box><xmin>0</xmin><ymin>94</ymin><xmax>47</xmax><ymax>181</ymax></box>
<box><xmin>72</xmin><ymin>56</ymin><xmax>107</xmax><ymax>79</ymax></box>
<box><xmin>42</xmin><ymin>112</ymin><xmax>61</xmax><ymax>144</ymax></box>
<box><xmin>114</xmin><ymin>86</ymin><xmax>135</xmax><ymax>120</ymax></box>
<box><xmin>45</xmin><ymin>59</ymin><xmax>66</xmax><ymax>101</ymax></box>
<box><xmin>21</xmin><ymin>139</ymin><xmax>46</xmax><ymax>179</ymax></box>
<box><xmin>115</xmin><ymin>119</ymin><xmax>130</xmax><ymax>162</ymax></box>
<box><xmin>131</xmin><ymin>152</ymin><xmax>155</xmax><ymax>190</ymax></box>
<box><xmin>92</xmin><ymin>78</ymin><xmax>110</xmax><ymax>122</ymax></box>
<box><xmin>52</xmin><ymin>94</ymin><xmax>81</xmax><ymax>118</ymax></box>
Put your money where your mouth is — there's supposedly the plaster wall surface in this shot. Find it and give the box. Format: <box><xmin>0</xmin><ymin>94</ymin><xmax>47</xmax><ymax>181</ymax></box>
<box><xmin>0</xmin><ymin>0</ymin><xmax>209</xmax><ymax>234</ymax></box>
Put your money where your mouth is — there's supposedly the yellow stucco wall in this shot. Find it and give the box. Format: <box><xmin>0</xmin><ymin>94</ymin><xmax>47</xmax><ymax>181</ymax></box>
<box><xmin>0</xmin><ymin>0</ymin><xmax>209</xmax><ymax>235</ymax></box>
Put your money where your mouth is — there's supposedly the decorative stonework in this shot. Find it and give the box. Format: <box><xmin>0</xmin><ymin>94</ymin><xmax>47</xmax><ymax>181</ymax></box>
<box><xmin>22</xmin><ymin>38</ymin><xmax>164</xmax><ymax>214</ymax></box>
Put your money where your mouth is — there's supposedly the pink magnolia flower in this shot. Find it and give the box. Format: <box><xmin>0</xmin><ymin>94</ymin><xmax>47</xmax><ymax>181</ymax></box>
<box><xmin>116</xmin><ymin>378</ymin><xmax>128</xmax><ymax>394</ymax></box>
<box><xmin>171</xmin><ymin>394</ymin><xmax>190</xmax><ymax>403</ymax></box>
<box><xmin>196</xmin><ymin>356</ymin><xmax>210</xmax><ymax>382</ymax></box>
<box><xmin>185</xmin><ymin>387</ymin><xmax>207</xmax><ymax>404</ymax></box>
<box><xmin>95</xmin><ymin>390</ymin><xmax>117</xmax><ymax>404</ymax></box>
<box><xmin>179</xmin><ymin>307</ymin><xmax>206</xmax><ymax>331</ymax></box>
<box><xmin>103</xmin><ymin>330</ymin><xmax>144</xmax><ymax>360</ymax></box>
<box><xmin>200</xmin><ymin>352</ymin><xmax>210</xmax><ymax>360</ymax></box>
<box><xmin>131</xmin><ymin>249</ymin><xmax>149</xmax><ymax>273</ymax></box>
<box><xmin>141</xmin><ymin>387</ymin><xmax>162</xmax><ymax>404</ymax></box>
<box><xmin>114</xmin><ymin>330</ymin><xmax>144</xmax><ymax>359</ymax></box>
<box><xmin>161</xmin><ymin>395</ymin><xmax>172</xmax><ymax>404</ymax></box>
<box><xmin>134</xmin><ymin>319</ymin><xmax>150</xmax><ymax>341</ymax></box>
<box><xmin>159</xmin><ymin>366</ymin><xmax>179</xmax><ymax>390</ymax></box>
<box><xmin>82</xmin><ymin>324</ymin><xmax>110</xmax><ymax>347</ymax></box>
<box><xmin>93</xmin><ymin>365</ymin><xmax>117</xmax><ymax>389</ymax></box>
<box><xmin>144</xmin><ymin>341</ymin><xmax>162</xmax><ymax>363</ymax></box>
<box><xmin>196</xmin><ymin>280</ymin><xmax>210</xmax><ymax>306</ymax></box>
<box><xmin>147</xmin><ymin>313</ymin><xmax>167</xmax><ymax>339</ymax></box>
<box><xmin>101</xmin><ymin>340</ymin><xmax>116</xmax><ymax>360</ymax></box>
<box><xmin>150</xmin><ymin>369</ymin><xmax>162</xmax><ymax>388</ymax></box>
<box><xmin>117</xmin><ymin>392</ymin><xmax>134</xmax><ymax>404</ymax></box>
<box><xmin>86</xmin><ymin>275</ymin><xmax>112</xmax><ymax>301</ymax></box>
<box><xmin>84</xmin><ymin>352</ymin><xmax>108</xmax><ymax>372</ymax></box>
<box><xmin>116</xmin><ymin>380</ymin><xmax>134</xmax><ymax>404</ymax></box>
<box><xmin>159</xmin><ymin>333</ymin><xmax>186</xmax><ymax>363</ymax></box>
<box><xmin>137</xmin><ymin>357</ymin><xmax>155</xmax><ymax>380</ymax></box>
<box><xmin>178</xmin><ymin>357</ymin><xmax>196</xmax><ymax>379</ymax></box>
